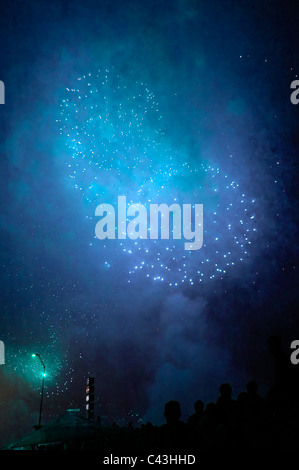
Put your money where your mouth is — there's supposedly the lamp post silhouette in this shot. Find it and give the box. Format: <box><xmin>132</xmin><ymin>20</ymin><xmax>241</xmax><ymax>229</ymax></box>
<box><xmin>32</xmin><ymin>353</ymin><xmax>46</xmax><ymax>429</ymax></box>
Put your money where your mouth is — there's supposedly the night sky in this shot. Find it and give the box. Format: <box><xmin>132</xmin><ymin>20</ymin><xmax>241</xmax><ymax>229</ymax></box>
<box><xmin>0</xmin><ymin>0</ymin><xmax>298</xmax><ymax>447</ymax></box>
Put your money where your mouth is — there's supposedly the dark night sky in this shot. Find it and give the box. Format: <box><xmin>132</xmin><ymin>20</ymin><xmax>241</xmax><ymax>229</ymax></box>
<box><xmin>0</xmin><ymin>0</ymin><xmax>298</xmax><ymax>447</ymax></box>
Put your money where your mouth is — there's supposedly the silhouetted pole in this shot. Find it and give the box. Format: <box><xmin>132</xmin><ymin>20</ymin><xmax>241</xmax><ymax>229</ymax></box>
<box><xmin>32</xmin><ymin>353</ymin><xmax>46</xmax><ymax>428</ymax></box>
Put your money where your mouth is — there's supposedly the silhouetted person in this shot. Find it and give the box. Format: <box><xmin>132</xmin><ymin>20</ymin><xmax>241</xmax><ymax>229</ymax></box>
<box><xmin>159</xmin><ymin>400</ymin><xmax>187</xmax><ymax>451</ymax></box>
<box><xmin>205</xmin><ymin>402</ymin><xmax>217</xmax><ymax>419</ymax></box>
<box><xmin>164</xmin><ymin>400</ymin><xmax>183</xmax><ymax>426</ymax></box>
<box><xmin>216</xmin><ymin>383</ymin><xmax>237</xmax><ymax>424</ymax></box>
<box><xmin>196</xmin><ymin>402</ymin><xmax>218</xmax><ymax>449</ymax></box>
<box><xmin>237</xmin><ymin>381</ymin><xmax>265</xmax><ymax>425</ymax></box>
<box><xmin>215</xmin><ymin>383</ymin><xmax>240</xmax><ymax>449</ymax></box>
<box><xmin>246</xmin><ymin>381</ymin><xmax>264</xmax><ymax>411</ymax></box>
<box><xmin>188</xmin><ymin>399</ymin><xmax>204</xmax><ymax>428</ymax></box>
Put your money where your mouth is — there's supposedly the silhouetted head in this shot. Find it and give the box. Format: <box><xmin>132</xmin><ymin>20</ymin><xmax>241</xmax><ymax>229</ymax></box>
<box><xmin>205</xmin><ymin>402</ymin><xmax>216</xmax><ymax>418</ymax></box>
<box><xmin>219</xmin><ymin>383</ymin><xmax>232</xmax><ymax>399</ymax></box>
<box><xmin>164</xmin><ymin>400</ymin><xmax>181</xmax><ymax>425</ymax></box>
<box><xmin>268</xmin><ymin>336</ymin><xmax>282</xmax><ymax>356</ymax></box>
<box><xmin>194</xmin><ymin>399</ymin><xmax>204</xmax><ymax>414</ymax></box>
<box><xmin>247</xmin><ymin>380</ymin><xmax>258</xmax><ymax>395</ymax></box>
<box><xmin>237</xmin><ymin>391</ymin><xmax>247</xmax><ymax>405</ymax></box>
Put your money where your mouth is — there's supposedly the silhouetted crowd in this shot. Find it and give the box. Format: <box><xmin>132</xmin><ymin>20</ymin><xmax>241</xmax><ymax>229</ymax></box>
<box><xmin>62</xmin><ymin>336</ymin><xmax>298</xmax><ymax>453</ymax></box>
<box><xmin>20</xmin><ymin>336</ymin><xmax>299</xmax><ymax>452</ymax></box>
